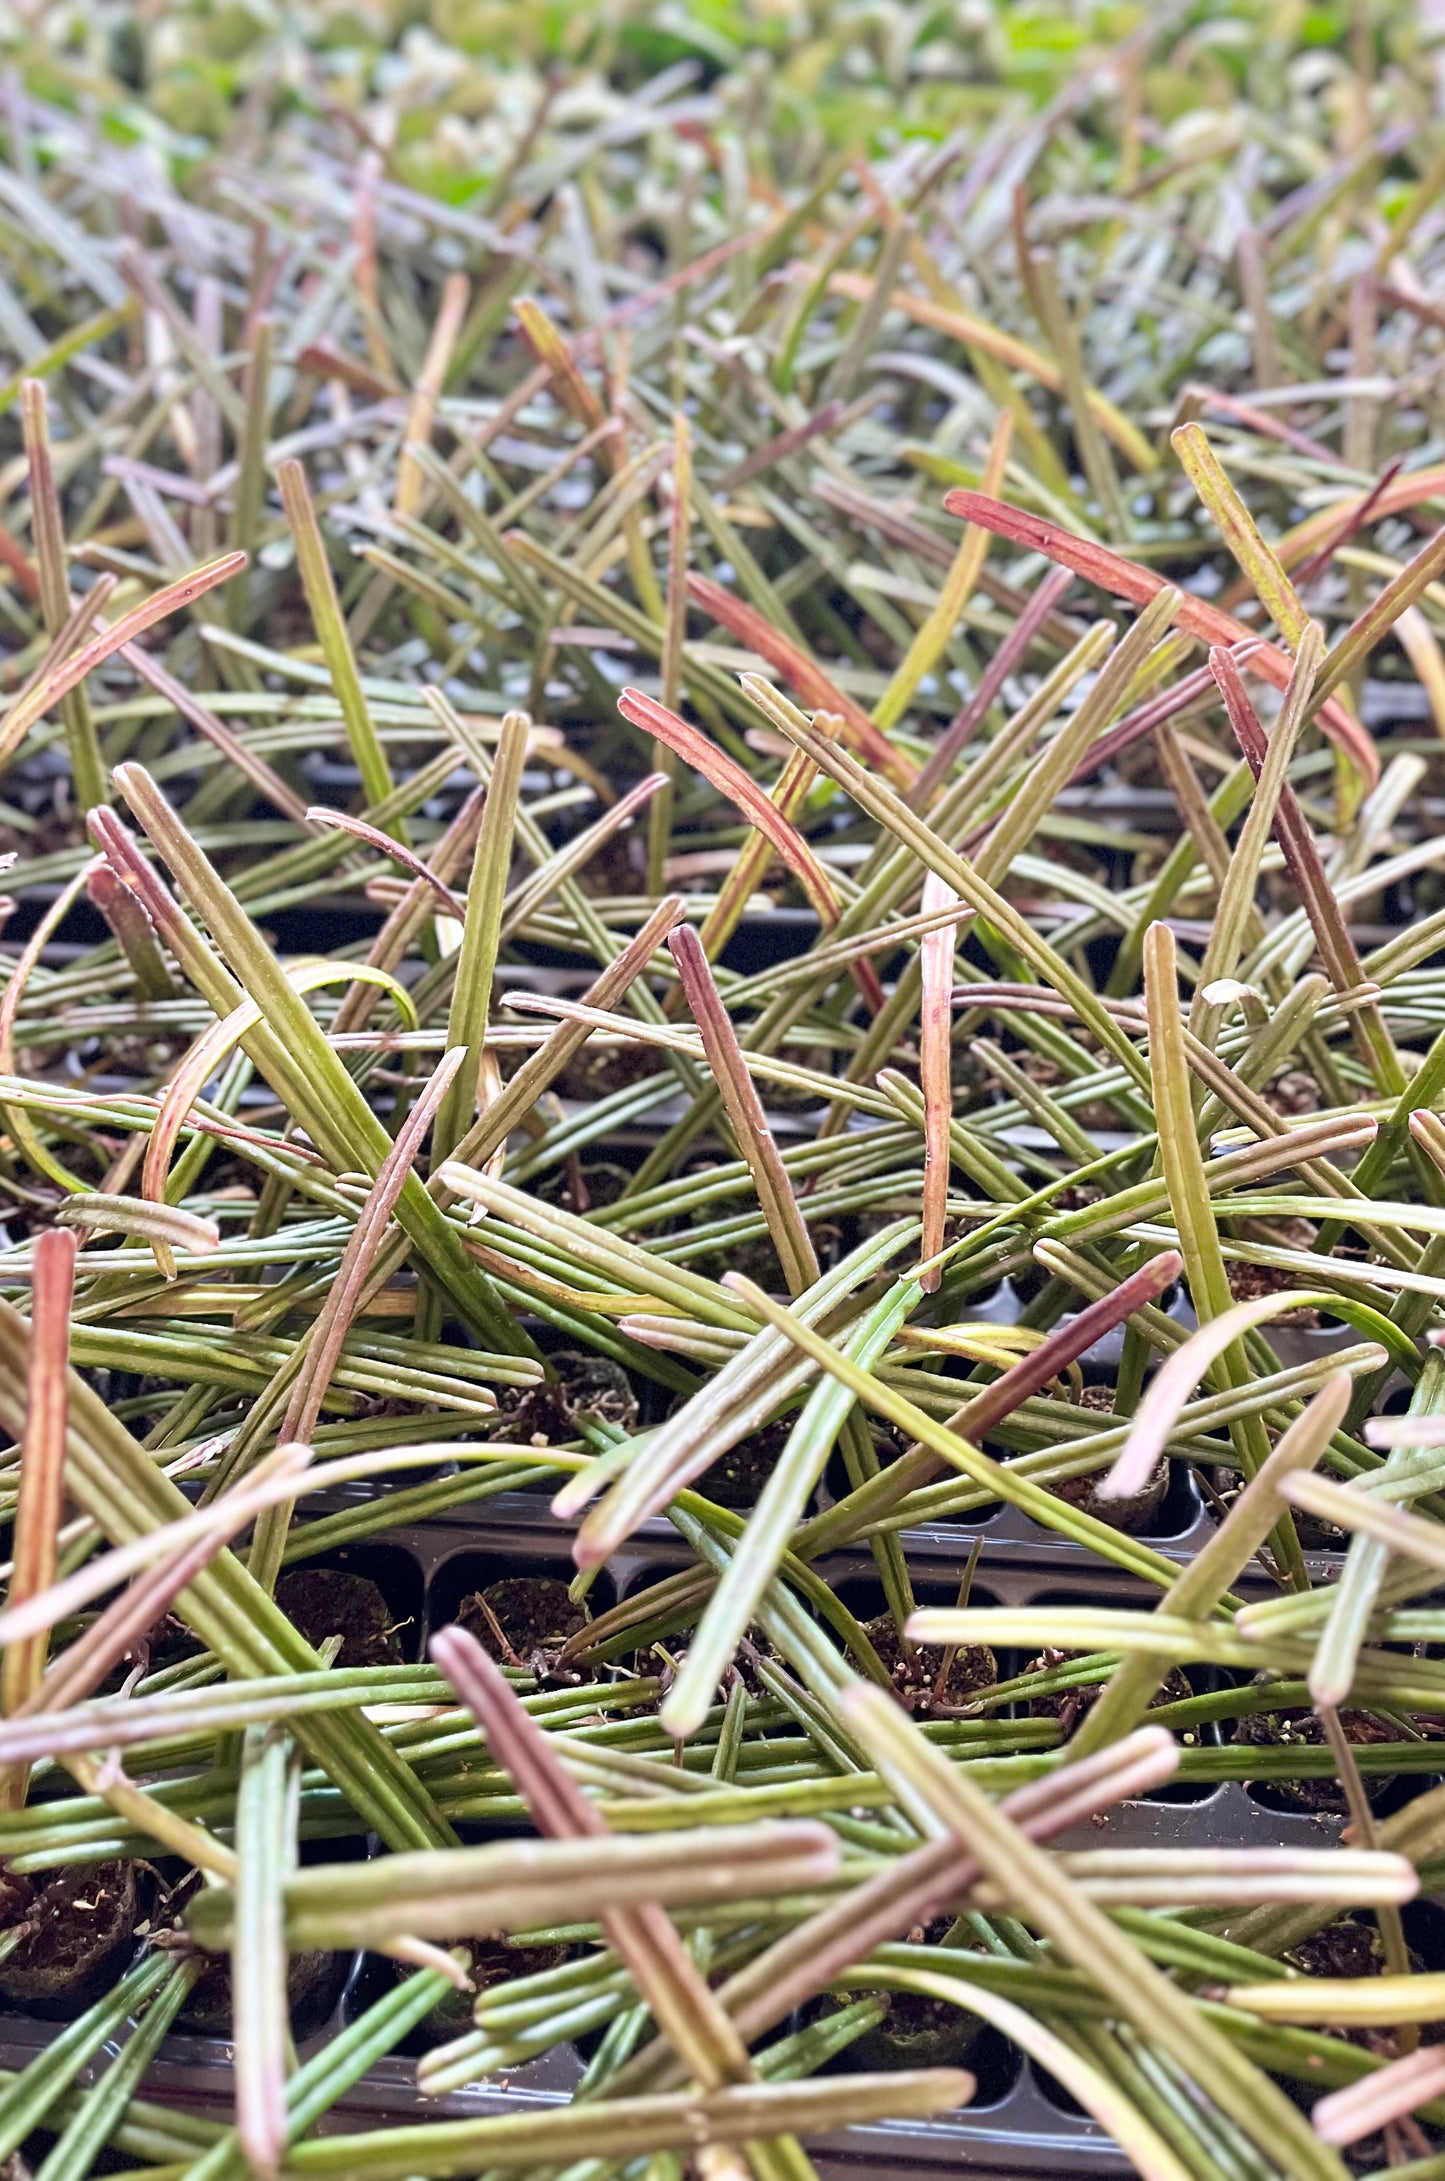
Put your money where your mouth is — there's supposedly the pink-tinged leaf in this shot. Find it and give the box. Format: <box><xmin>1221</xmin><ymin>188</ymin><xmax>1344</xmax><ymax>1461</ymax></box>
<box><xmin>1282</xmin><ymin>1469</ymin><xmax>1445</xmax><ymax>1571</ymax></box>
<box><xmin>506</xmin><ymin>771</ymin><xmax>671</xmax><ymax>937</ymax></box>
<box><xmin>304</xmin><ymin>810</ymin><xmax>465</xmax><ymax>915</ymax></box>
<box><xmin>615</xmin><ymin>1726</ymin><xmax>1177</xmax><ymax>2095</ymax></box>
<box><xmin>0</xmin><ymin>514</ymin><xmax>39</xmax><ymax>601</ymax></box>
<box><xmin>1314</xmin><ymin>516</ymin><xmax>1445</xmax><ymax>702</ymax></box>
<box><xmin>54</xmin><ymin>1194</ymin><xmax>220</xmax><ymax>1259</ymax></box>
<box><xmin>1413</xmin><ymin>1109</ymin><xmax>1445</xmax><ymax>1186</ymax></box>
<box><xmin>0</xmin><ymin>1225</ymin><xmax>76</xmax><ymax>1801</ymax></box>
<box><xmin>122</xmin><ymin>646</ymin><xmax>316</xmax><ymax>829</ymax></box>
<box><xmin>814</xmin><ymin>1249</ymin><xmax>1185</xmax><ymax>1544</ymax></box>
<box><xmin>1210</xmin><ymin>647</ymin><xmax>1402</xmax><ymax>1093</ymax></box>
<box><xmin>141</xmin><ymin>963</ymin><xmax>413</xmax><ymax>1217</ymax></box>
<box><xmin>446</xmin><ymin>894</ymin><xmax>689</xmax><ymax>1174</ymax></box>
<box><xmin>1278</xmin><ymin>460</ymin><xmax>1445</xmax><ymax>572</ymax></box>
<box><xmin>87</xmin><ymin>863</ymin><xmax>173</xmax><ymax>999</ymax></box>
<box><xmin>432</xmin><ymin>1624</ymin><xmax>609</xmax><ymax>1837</ymax></box>
<box><xmin>87</xmin><ymin>808</ymin><xmax>203</xmax><ymax>964</ymax></box>
<box><xmin>7</xmin><ymin>1445</ymin><xmax>313</xmax><ymax>1742</ymax></box>
<box><xmin>282</xmin><ymin>1047</ymin><xmax>468</xmax><ymax>1446</ymax></box>
<box><xmin>1101</xmin><ymin>1288</ymin><xmax>1354</xmax><ymax>1503</ymax></box>
<box><xmin>941</xmin><ymin>492</ymin><xmax>1379</xmax><ymax>789</ymax></box>
<box><xmin>683</xmin><ymin>573</ymin><xmax>917</xmax><ymax>785</ymax></box>
<box><xmin>1365</xmin><ymin>1411</ymin><xmax>1445</xmax><ymax>1447</ymax></box>
<box><xmin>669</xmin><ymin>924</ymin><xmax>820</xmax><ymax>1298</ymax></box>
<box><xmin>1195</xmin><ymin>388</ymin><xmax>1337</xmax><ymax>466</ymax></box>
<box><xmin>1313</xmin><ymin>2041</ymin><xmax>1445</xmax><ymax>2147</ymax></box>
<box><xmin>721</xmin><ymin>399</ymin><xmax>848</xmax><ymax>492</ymax></box>
<box><xmin>910</xmin><ymin>566</ymin><xmax>1074</xmax><ymax>805</ymax></box>
<box><xmin>431</xmin><ymin>1626</ymin><xmax>758</xmax><ymax>2088</ymax></box>
<box><xmin>679</xmin><ymin>746</ymin><xmax>820</xmax><ymax>992</ymax></box>
<box><xmin>918</xmin><ymin>873</ymin><xmax>961</xmax><ymax>1291</ymax></box>
<box><xmin>0</xmin><ymin>1443</ymin><xmax>512</xmax><ymax>1669</ymax></box>
<box><xmin>294</xmin><ymin>344</ymin><xmax>398</xmax><ymax>399</ymax></box>
<box><xmin>953</xmin><ymin>1252</ymin><xmax>1183</xmax><ymax>1444</ymax></box>
<box><xmin>618</xmin><ymin>687</ymin><xmax>843</xmax><ymax>922</ymax></box>
<box><xmin>143</xmin><ymin>1000</ymin><xmax>263</xmax><ymax>1214</ymax></box>
<box><xmin>1069</xmin><ymin>643</ymin><xmax>1263</xmax><ymax>787</ymax></box>
<box><xmin>0</xmin><ymin>551</ymin><xmax>248</xmax><ymax>768</ymax></box>
<box><xmin>0</xmin><ymin>857</ymin><xmax>104</xmax><ymax>1193</ymax></box>
<box><xmin>1291</xmin><ymin>457</ymin><xmax>1403</xmax><ymax>587</ymax></box>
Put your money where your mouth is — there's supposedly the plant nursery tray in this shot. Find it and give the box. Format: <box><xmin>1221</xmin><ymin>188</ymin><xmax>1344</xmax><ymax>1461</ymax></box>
<box><xmin>0</xmin><ymin>1472</ymin><xmax>1395</xmax><ymax>2178</ymax></box>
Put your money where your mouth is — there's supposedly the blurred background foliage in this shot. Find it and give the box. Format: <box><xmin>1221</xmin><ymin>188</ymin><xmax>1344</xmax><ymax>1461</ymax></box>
<box><xmin>1</xmin><ymin>1</ymin><xmax>1439</xmax><ymax>203</ymax></box>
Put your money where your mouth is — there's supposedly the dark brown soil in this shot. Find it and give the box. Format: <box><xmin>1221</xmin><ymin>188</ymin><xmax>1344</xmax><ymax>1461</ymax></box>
<box><xmin>1052</xmin><ymin>1186</ymin><xmax>1103</xmax><ymax>1215</ymax></box>
<box><xmin>554</xmin><ymin>1041</ymin><xmax>664</xmax><ymax>1101</ymax></box>
<box><xmin>96</xmin><ymin>1607</ymin><xmax>203</xmax><ymax>1693</ymax></box>
<box><xmin>1226</xmin><ymin>1258</ymin><xmax>1320</xmax><ymax>1326</ymax></box>
<box><xmin>161</xmin><ymin>1868</ymin><xmax>340</xmax><ymax>2035</ymax></box>
<box><xmin>696</xmin><ymin>1418</ymin><xmax>792</xmax><ymax>1509</ymax></box>
<box><xmin>728</xmin><ymin>1632</ymin><xmax>790</xmax><ymax>1699</ymax></box>
<box><xmin>1287</xmin><ymin>1919</ymin><xmax>1443</xmax><ymax>2052</ymax></box>
<box><xmin>456</xmin><ymin>1577</ymin><xmax>589</xmax><ymax>1673</ymax></box>
<box><xmin>1051</xmin><ymin>1429</ymin><xmax>1170</xmax><ymax>1533</ymax></box>
<box><xmin>536</xmin><ymin>1163</ymin><xmax>631</xmax><ymax>1214</ymax></box>
<box><xmin>178</xmin><ymin>1946</ymin><xmax>341</xmax><ymax>2036</ymax></box>
<box><xmin>493</xmin><ymin>1351</ymin><xmax>638</xmax><ymax>1446</ymax></box>
<box><xmin>1209</xmin><ymin>1465</ymin><xmax>1343</xmax><ymax>1550</ymax></box>
<box><xmin>817</xmin><ymin>1920</ymin><xmax>980</xmax><ymax>2068</ymax></box>
<box><xmin>473</xmin><ymin>1932</ymin><xmax>568</xmax><ymax>1995</ymax></box>
<box><xmin>1289</xmin><ymin>1503</ymin><xmax>1346</xmax><ymax>1550</ymax></box>
<box><xmin>1290</xmin><ymin>1920</ymin><xmax>1397</xmax><ymax>1981</ymax></box>
<box><xmin>274</xmin><ymin>1568</ymin><xmax>406</xmax><ymax>1669</ymax></box>
<box><xmin>0</xmin><ymin>1862</ymin><xmax>138</xmax><ymax>2009</ymax></box>
<box><xmin>863</xmin><ymin>1613</ymin><xmax>996</xmax><ymax>1715</ymax></box>
<box><xmin>142</xmin><ymin>1610</ymin><xmax>206</xmax><ymax>1671</ymax></box>
<box><xmin>415</xmin><ymin>1933</ymin><xmax>569</xmax><ymax>2044</ymax></box>
<box><xmin>853</xmin><ymin>1993</ymin><xmax>979</xmax><ymax>2068</ymax></box>
<box><xmin>575</xmin><ymin>830</ymin><xmax>643</xmax><ymax>897</ymax></box>
<box><xmin>1027</xmin><ymin>1653</ymin><xmax>1191</xmax><ymax>1736</ymax></box>
<box><xmin>1231</xmin><ymin>1706</ymin><xmax>1397</xmax><ymax>1812</ymax></box>
<box><xmin>692</xmin><ymin>1237</ymin><xmax>786</xmax><ymax>1292</ymax></box>
<box><xmin>1265</xmin><ymin>1071</ymin><xmax>1321</xmax><ymax>1116</ymax></box>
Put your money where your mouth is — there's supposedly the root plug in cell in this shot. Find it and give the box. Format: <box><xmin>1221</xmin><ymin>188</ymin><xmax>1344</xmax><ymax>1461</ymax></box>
<box><xmin>273</xmin><ymin>1568</ymin><xmax>407</xmax><ymax>1669</ymax></box>
<box><xmin>454</xmin><ymin>1578</ymin><xmax>590</xmax><ymax>1674</ymax></box>
<box><xmin>1049</xmin><ymin>1412</ymin><xmax>1170</xmax><ymax>1533</ymax></box>
<box><xmin>492</xmin><ymin>1352</ymin><xmax>638</xmax><ymax>1445</ymax></box>
<box><xmin>696</xmin><ymin>1418</ymin><xmax>793</xmax><ymax>1510</ymax></box>
<box><xmin>1231</xmin><ymin>1705</ymin><xmax>1402</xmax><ymax>1813</ymax></box>
<box><xmin>815</xmin><ymin>1924</ymin><xmax>982</xmax><ymax>2071</ymax></box>
<box><xmin>178</xmin><ymin>1945</ymin><xmax>343</xmax><ymax>2039</ymax></box>
<box><xmin>1225</xmin><ymin>1257</ymin><xmax>1321</xmax><ymax>1327</ymax></box>
<box><xmin>554</xmin><ymin>1044</ymin><xmax>664</xmax><ymax>1101</ymax></box>
<box><xmin>861</xmin><ymin>1613</ymin><xmax>997</xmax><ymax>1715</ymax></box>
<box><xmin>1027</xmin><ymin>1654</ymin><xmax>1193</xmax><ymax>1741</ymax></box>
<box><xmin>411</xmin><ymin>1934</ymin><xmax>570</xmax><ymax>2046</ymax></box>
<box><xmin>0</xmin><ymin>1863</ymin><xmax>139</xmax><ymax>2015</ymax></box>
<box><xmin>1286</xmin><ymin>1920</ymin><xmax>1445</xmax><ymax>2050</ymax></box>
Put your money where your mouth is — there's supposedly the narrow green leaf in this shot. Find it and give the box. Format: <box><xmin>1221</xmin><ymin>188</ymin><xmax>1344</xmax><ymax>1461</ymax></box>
<box><xmin>233</xmin><ymin>1725</ymin><xmax>295</xmax><ymax>2178</ymax></box>
<box><xmin>432</xmin><ymin>710</ymin><xmax>528</xmax><ymax>1168</ymax></box>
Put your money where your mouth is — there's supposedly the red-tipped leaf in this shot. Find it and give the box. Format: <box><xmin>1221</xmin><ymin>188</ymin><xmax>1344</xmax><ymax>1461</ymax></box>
<box><xmin>942</xmin><ymin>491</ymin><xmax>1378</xmax><ymax>787</ymax></box>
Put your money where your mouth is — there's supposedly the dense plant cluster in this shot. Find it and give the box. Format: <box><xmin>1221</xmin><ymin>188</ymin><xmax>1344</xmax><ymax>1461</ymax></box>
<box><xmin>0</xmin><ymin>3</ymin><xmax>1439</xmax><ymax>2177</ymax></box>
